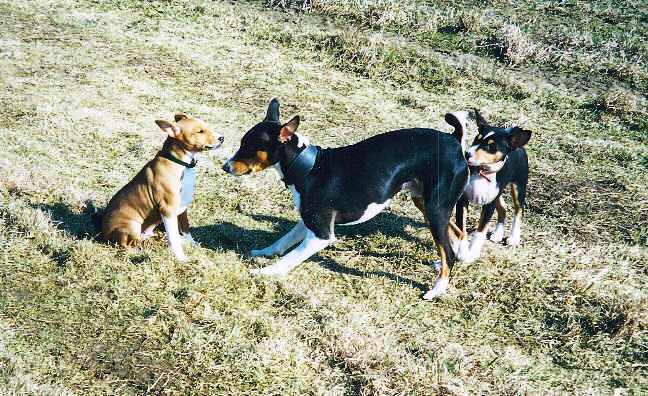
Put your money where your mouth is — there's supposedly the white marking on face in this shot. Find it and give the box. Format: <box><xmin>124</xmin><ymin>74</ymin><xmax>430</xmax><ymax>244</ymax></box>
<box><xmin>466</xmin><ymin>145</ymin><xmax>479</xmax><ymax>158</ymax></box>
<box><xmin>464</xmin><ymin>172</ymin><xmax>499</xmax><ymax>206</ymax></box>
<box><xmin>339</xmin><ymin>200</ymin><xmax>391</xmax><ymax>226</ymax></box>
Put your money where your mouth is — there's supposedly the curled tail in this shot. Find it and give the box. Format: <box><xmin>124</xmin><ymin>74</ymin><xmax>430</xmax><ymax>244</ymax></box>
<box><xmin>444</xmin><ymin>111</ymin><xmax>469</xmax><ymax>151</ymax></box>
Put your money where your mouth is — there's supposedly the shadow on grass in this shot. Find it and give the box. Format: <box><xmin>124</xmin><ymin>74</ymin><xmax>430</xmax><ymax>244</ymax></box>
<box><xmin>193</xmin><ymin>211</ymin><xmax>433</xmax><ymax>292</ymax></box>
<box><xmin>31</xmin><ymin>200</ymin><xmax>98</xmax><ymax>240</ymax></box>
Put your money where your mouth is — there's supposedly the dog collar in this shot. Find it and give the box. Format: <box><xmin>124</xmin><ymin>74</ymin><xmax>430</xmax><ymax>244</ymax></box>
<box><xmin>282</xmin><ymin>144</ymin><xmax>320</xmax><ymax>187</ymax></box>
<box><xmin>159</xmin><ymin>151</ymin><xmax>197</xmax><ymax>168</ymax></box>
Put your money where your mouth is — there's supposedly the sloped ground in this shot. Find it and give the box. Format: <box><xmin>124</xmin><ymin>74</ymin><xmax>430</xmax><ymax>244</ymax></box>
<box><xmin>0</xmin><ymin>0</ymin><xmax>646</xmax><ymax>394</ymax></box>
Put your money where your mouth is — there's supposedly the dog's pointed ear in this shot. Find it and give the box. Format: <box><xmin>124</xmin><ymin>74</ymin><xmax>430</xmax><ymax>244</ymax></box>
<box><xmin>509</xmin><ymin>127</ymin><xmax>532</xmax><ymax>149</ymax></box>
<box><xmin>474</xmin><ymin>108</ymin><xmax>489</xmax><ymax>133</ymax></box>
<box><xmin>265</xmin><ymin>98</ymin><xmax>281</xmax><ymax>123</ymax></box>
<box><xmin>155</xmin><ymin>119</ymin><xmax>180</xmax><ymax>137</ymax></box>
<box><xmin>278</xmin><ymin>116</ymin><xmax>300</xmax><ymax>143</ymax></box>
<box><xmin>174</xmin><ymin>113</ymin><xmax>189</xmax><ymax>122</ymax></box>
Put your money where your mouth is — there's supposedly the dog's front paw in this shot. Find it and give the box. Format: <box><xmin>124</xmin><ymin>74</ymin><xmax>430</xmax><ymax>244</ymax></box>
<box><xmin>251</xmin><ymin>248</ymin><xmax>274</xmax><ymax>258</ymax></box>
<box><xmin>175</xmin><ymin>252</ymin><xmax>188</xmax><ymax>262</ymax></box>
<box><xmin>507</xmin><ymin>234</ymin><xmax>521</xmax><ymax>246</ymax></box>
<box><xmin>183</xmin><ymin>233</ymin><xmax>200</xmax><ymax>247</ymax></box>
<box><xmin>423</xmin><ymin>277</ymin><xmax>449</xmax><ymax>300</ymax></box>
<box><xmin>250</xmin><ymin>263</ymin><xmax>290</xmax><ymax>277</ymax></box>
<box><xmin>489</xmin><ymin>223</ymin><xmax>505</xmax><ymax>243</ymax></box>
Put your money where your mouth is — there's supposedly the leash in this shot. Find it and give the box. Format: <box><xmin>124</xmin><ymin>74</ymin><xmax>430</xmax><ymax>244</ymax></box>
<box><xmin>159</xmin><ymin>150</ymin><xmax>197</xmax><ymax>168</ymax></box>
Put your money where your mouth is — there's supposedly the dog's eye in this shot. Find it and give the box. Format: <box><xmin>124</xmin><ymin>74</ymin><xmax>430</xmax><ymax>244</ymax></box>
<box><xmin>198</xmin><ymin>130</ymin><xmax>204</xmax><ymax>134</ymax></box>
<box><xmin>488</xmin><ymin>142</ymin><xmax>497</xmax><ymax>152</ymax></box>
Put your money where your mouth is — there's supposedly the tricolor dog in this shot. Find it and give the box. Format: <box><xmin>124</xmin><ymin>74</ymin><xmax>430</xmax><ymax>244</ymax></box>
<box><xmin>223</xmin><ymin>99</ymin><xmax>468</xmax><ymax>299</ymax></box>
<box><xmin>95</xmin><ymin>114</ymin><xmax>223</xmax><ymax>260</ymax></box>
<box><xmin>449</xmin><ymin>109</ymin><xmax>532</xmax><ymax>262</ymax></box>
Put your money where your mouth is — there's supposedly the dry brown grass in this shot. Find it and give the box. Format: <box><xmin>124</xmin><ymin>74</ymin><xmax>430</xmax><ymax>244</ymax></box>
<box><xmin>0</xmin><ymin>0</ymin><xmax>647</xmax><ymax>394</ymax></box>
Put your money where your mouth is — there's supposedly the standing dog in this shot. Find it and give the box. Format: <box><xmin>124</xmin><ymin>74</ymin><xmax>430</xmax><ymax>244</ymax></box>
<box><xmin>96</xmin><ymin>114</ymin><xmax>223</xmax><ymax>260</ymax></box>
<box><xmin>448</xmin><ymin>109</ymin><xmax>532</xmax><ymax>262</ymax></box>
<box><xmin>223</xmin><ymin>99</ymin><xmax>468</xmax><ymax>299</ymax></box>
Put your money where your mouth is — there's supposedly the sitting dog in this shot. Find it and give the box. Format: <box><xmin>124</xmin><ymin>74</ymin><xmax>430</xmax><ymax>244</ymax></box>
<box><xmin>222</xmin><ymin>99</ymin><xmax>468</xmax><ymax>299</ymax></box>
<box><xmin>95</xmin><ymin>114</ymin><xmax>223</xmax><ymax>260</ymax></box>
<box><xmin>448</xmin><ymin>109</ymin><xmax>531</xmax><ymax>262</ymax></box>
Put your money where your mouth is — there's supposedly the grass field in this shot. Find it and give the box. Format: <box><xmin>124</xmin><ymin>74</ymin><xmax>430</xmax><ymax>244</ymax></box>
<box><xmin>1</xmin><ymin>0</ymin><xmax>647</xmax><ymax>394</ymax></box>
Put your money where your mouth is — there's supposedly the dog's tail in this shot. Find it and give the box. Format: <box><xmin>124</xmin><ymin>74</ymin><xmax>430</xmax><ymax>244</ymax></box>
<box><xmin>444</xmin><ymin>111</ymin><xmax>469</xmax><ymax>151</ymax></box>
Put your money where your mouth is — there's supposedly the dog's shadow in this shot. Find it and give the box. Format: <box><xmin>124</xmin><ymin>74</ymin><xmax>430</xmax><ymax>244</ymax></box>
<box><xmin>193</xmin><ymin>211</ymin><xmax>433</xmax><ymax>292</ymax></box>
<box><xmin>33</xmin><ymin>199</ymin><xmax>434</xmax><ymax>292</ymax></box>
<box><xmin>31</xmin><ymin>201</ymin><xmax>98</xmax><ymax>240</ymax></box>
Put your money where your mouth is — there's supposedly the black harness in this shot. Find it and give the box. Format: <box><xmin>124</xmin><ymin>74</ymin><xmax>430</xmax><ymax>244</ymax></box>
<box><xmin>281</xmin><ymin>145</ymin><xmax>320</xmax><ymax>187</ymax></box>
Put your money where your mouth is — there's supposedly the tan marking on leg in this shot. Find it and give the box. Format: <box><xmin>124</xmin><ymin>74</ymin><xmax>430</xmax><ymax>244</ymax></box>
<box><xmin>412</xmin><ymin>197</ymin><xmax>430</xmax><ymax>225</ymax></box>
<box><xmin>178</xmin><ymin>210</ymin><xmax>190</xmax><ymax>235</ymax></box>
<box><xmin>495</xmin><ymin>195</ymin><xmax>507</xmax><ymax>224</ymax></box>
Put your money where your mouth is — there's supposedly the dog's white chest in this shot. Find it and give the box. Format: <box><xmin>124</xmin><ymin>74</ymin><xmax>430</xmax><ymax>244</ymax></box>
<box><xmin>178</xmin><ymin>168</ymin><xmax>196</xmax><ymax>213</ymax></box>
<box><xmin>464</xmin><ymin>173</ymin><xmax>499</xmax><ymax>206</ymax></box>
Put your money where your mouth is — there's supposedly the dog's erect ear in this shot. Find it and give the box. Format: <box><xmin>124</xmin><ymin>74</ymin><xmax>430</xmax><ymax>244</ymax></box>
<box><xmin>278</xmin><ymin>115</ymin><xmax>300</xmax><ymax>143</ymax></box>
<box><xmin>174</xmin><ymin>113</ymin><xmax>189</xmax><ymax>122</ymax></box>
<box><xmin>473</xmin><ymin>108</ymin><xmax>489</xmax><ymax>133</ymax></box>
<box><xmin>509</xmin><ymin>127</ymin><xmax>532</xmax><ymax>149</ymax></box>
<box><xmin>155</xmin><ymin>119</ymin><xmax>180</xmax><ymax>137</ymax></box>
<box><xmin>265</xmin><ymin>98</ymin><xmax>281</xmax><ymax>123</ymax></box>
<box><xmin>445</xmin><ymin>111</ymin><xmax>467</xmax><ymax>150</ymax></box>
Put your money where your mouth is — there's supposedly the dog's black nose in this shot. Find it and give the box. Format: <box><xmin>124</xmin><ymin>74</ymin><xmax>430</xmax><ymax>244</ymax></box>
<box><xmin>218</xmin><ymin>136</ymin><xmax>224</xmax><ymax>143</ymax></box>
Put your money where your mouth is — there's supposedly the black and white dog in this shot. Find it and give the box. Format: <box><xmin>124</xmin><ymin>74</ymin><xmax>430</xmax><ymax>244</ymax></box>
<box><xmin>222</xmin><ymin>99</ymin><xmax>469</xmax><ymax>299</ymax></box>
<box><xmin>450</xmin><ymin>109</ymin><xmax>532</xmax><ymax>262</ymax></box>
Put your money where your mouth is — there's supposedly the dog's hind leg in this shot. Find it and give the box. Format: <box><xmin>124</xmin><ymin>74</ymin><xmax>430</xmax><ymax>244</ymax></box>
<box><xmin>422</xmin><ymin>205</ymin><xmax>455</xmax><ymax>300</ymax></box>
<box><xmin>251</xmin><ymin>221</ymin><xmax>307</xmax><ymax>258</ymax></box>
<box><xmin>413</xmin><ymin>196</ymin><xmax>463</xmax><ymax>268</ymax></box>
<box><xmin>489</xmin><ymin>195</ymin><xmax>507</xmax><ymax>242</ymax></box>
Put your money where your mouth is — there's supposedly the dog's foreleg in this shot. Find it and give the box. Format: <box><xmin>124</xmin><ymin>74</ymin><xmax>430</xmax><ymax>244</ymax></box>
<box><xmin>251</xmin><ymin>229</ymin><xmax>330</xmax><ymax>276</ymax></box>
<box><xmin>489</xmin><ymin>195</ymin><xmax>506</xmax><ymax>242</ymax></box>
<box><xmin>251</xmin><ymin>221</ymin><xmax>307</xmax><ymax>257</ymax></box>
<box><xmin>162</xmin><ymin>215</ymin><xmax>187</xmax><ymax>261</ymax></box>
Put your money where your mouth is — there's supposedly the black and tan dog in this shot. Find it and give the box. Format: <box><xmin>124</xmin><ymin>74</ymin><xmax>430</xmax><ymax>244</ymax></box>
<box><xmin>223</xmin><ymin>99</ymin><xmax>468</xmax><ymax>299</ymax></box>
<box><xmin>447</xmin><ymin>109</ymin><xmax>531</xmax><ymax>262</ymax></box>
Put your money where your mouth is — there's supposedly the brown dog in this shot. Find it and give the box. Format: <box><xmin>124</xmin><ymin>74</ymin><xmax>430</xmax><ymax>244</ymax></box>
<box><xmin>97</xmin><ymin>114</ymin><xmax>223</xmax><ymax>260</ymax></box>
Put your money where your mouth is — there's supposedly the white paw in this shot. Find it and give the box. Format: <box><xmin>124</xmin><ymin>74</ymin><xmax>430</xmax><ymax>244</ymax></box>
<box><xmin>250</xmin><ymin>263</ymin><xmax>290</xmax><ymax>277</ymax></box>
<box><xmin>250</xmin><ymin>248</ymin><xmax>274</xmax><ymax>258</ymax></box>
<box><xmin>183</xmin><ymin>233</ymin><xmax>200</xmax><ymax>247</ymax></box>
<box><xmin>507</xmin><ymin>234</ymin><xmax>521</xmax><ymax>246</ymax></box>
<box><xmin>432</xmin><ymin>260</ymin><xmax>442</xmax><ymax>272</ymax></box>
<box><xmin>423</xmin><ymin>277</ymin><xmax>449</xmax><ymax>300</ymax></box>
<box><xmin>140</xmin><ymin>231</ymin><xmax>155</xmax><ymax>241</ymax></box>
<box><xmin>489</xmin><ymin>224</ymin><xmax>505</xmax><ymax>242</ymax></box>
<box><xmin>175</xmin><ymin>252</ymin><xmax>188</xmax><ymax>262</ymax></box>
<box><xmin>455</xmin><ymin>239</ymin><xmax>469</xmax><ymax>257</ymax></box>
